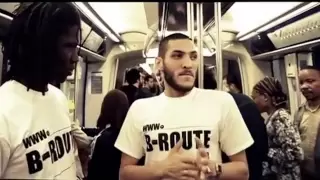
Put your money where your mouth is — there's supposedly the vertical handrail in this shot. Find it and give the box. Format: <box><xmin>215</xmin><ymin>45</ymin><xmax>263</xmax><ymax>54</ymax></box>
<box><xmin>214</xmin><ymin>2</ymin><xmax>223</xmax><ymax>90</ymax></box>
<box><xmin>196</xmin><ymin>3</ymin><xmax>204</xmax><ymax>89</ymax></box>
<box><xmin>187</xmin><ymin>3</ymin><xmax>194</xmax><ymax>42</ymax></box>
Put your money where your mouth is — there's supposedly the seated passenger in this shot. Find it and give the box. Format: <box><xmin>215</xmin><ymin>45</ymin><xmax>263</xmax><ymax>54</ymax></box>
<box><xmin>252</xmin><ymin>76</ymin><xmax>303</xmax><ymax>180</ymax></box>
<box><xmin>196</xmin><ymin>65</ymin><xmax>268</xmax><ymax>180</ymax></box>
<box><xmin>87</xmin><ymin>89</ymin><xmax>129</xmax><ymax>180</ymax></box>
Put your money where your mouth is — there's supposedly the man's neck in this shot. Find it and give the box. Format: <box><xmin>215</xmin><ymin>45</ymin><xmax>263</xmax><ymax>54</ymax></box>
<box><xmin>15</xmin><ymin>77</ymin><xmax>48</xmax><ymax>93</ymax></box>
<box><xmin>163</xmin><ymin>83</ymin><xmax>192</xmax><ymax>98</ymax></box>
<box><xmin>307</xmin><ymin>97</ymin><xmax>320</xmax><ymax>109</ymax></box>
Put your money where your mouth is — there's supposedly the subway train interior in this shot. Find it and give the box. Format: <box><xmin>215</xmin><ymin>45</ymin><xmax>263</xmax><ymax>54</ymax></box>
<box><xmin>0</xmin><ymin>2</ymin><xmax>319</xmax><ymax>128</ymax></box>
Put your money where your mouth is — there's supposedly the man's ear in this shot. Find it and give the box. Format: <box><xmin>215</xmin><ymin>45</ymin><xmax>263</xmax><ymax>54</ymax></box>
<box><xmin>155</xmin><ymin>57</ymin><xmax>163</xmax><ymax>71</ymax></box>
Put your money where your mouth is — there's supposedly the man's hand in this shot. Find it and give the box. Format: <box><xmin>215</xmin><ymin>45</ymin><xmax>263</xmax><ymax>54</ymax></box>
<box><xmin>159</xmin><ymin>139</ymin><xmax>199</xmax><ymax>180</ymax></box>
<box><xmin>195</xmin><ymin>137</ymin><xmax>217</xmax><ymax>180</ymax></box>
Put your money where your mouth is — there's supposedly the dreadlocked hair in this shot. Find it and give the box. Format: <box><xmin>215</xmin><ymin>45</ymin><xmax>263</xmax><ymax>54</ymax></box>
<box><xmin>2</xmin><ymin>2</ymin><xmax>81</xmax><ymax>94</ymax></box>
<box><xmin>253</xmin><ymin>76</ymin><xmax>288</xmax><ymax>108</ymax></box>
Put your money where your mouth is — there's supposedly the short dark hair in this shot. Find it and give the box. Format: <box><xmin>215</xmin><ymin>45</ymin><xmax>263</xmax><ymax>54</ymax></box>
<box><xmin>300</xmin><ymin>65</ymin><xmax>320</xmax><ymax>71</ymax></box>
<box><xmin>223</xmin><ymin>73</ymin><xmax>242</xmax><ymax>93</ymax></box>
<box><xmin>126</xmin><ymin>68</ymin><xmax>140</xmax><ymax>85</ymax></box>
<box><xmin>2</xmin><ymin>3</ymin><xmax>81</xmax><ymax>93</ymax></box>
<box><xmin>158</xmin><ymin>33</ymin><xmax>191</xmax><ymax>58</ymax></box>
<box><xmin>144</xmin><ymin>74</ymin><xmax>153</xmax><ymax>82</ymax></box>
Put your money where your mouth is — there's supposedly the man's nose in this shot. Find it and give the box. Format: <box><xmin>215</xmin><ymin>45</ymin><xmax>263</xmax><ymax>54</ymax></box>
<box><xmin>182</xmin><ymin>58</ymin><xmax>193</xmax><ymax>69</ymax></box>
<box><xmin>71</xmin><ymin>53</ymin><xmax>79</xmax><ymax>63</ymax></box>
<box><xmin>300</xmin><ymin>83</ymin><xmax>309</xmax><ymax>90</ymax></box>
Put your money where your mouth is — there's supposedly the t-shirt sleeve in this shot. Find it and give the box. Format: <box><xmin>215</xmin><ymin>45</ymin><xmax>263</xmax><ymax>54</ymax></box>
<box><xmin>0</xmin><ymin>114</ymin><xmax>10</xmax><ymax>177</ymax></box>
<box><xmin>71</xmin><ymin>119</ymin><xmax>93</xmax><ymax>149</ymax></box>
<box><xmin>219</xmin><ymin>94</ymin><xmax>254</xmax><ymax>156</ymax></box>
<box><xmin>114</xmin><ymin>102</ymin><xmax>144</xmax><ymax>160</ymax></box>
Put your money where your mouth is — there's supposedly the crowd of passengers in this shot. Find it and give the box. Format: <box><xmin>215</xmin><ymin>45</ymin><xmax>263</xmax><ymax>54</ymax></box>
<box><xmin>1</xmin><ymin>2</ymin><xmax>320</xmax><ymax>180</ymax></box>
<box><xmin>74</xmin><ymin>65</ymin><xmax>320</xmax><ymax>180</ymax></box>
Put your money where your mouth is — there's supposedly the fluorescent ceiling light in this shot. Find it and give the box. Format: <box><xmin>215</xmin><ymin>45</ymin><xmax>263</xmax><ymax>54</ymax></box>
<box><xmin>238</xmin><ymin>32</ymin><xmax>258</xmax><ymax>41</ymax></box>
<box><xmin>0</xmin><ymin>12</ymin><xmax>13</xmax><ymax>20</ymax></box>
<box><xmin>88</xmin><ymin>2</ymin><xmax>148</xmax><ymax>34</ymax></box>
<box><xmin>74</xmin><ymin>2</ymin><xmax>120</xmax><ymax>42</ymax></box>
<box><xmin>256</xmin><ymin>2</ymin><xmax>319</xmax><ymax>32</ymax></box>
<box><xmin>236</xmin><ymin>2</ymin><xmax>318</xmax><ymax>41</ymax></box>
<box><xmin>229</xmin><ymin>2</ymin><xmax>303</xmax><ymax>38</ymax></box>
<box><xmin>146</xmin><ymin>47</ymin><xmax>214</xmax><ymax>57</ymax></box>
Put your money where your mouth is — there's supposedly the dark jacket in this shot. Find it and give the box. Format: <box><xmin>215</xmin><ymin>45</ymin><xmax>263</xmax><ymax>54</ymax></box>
<box><xmin>87</xmin><ymin>128</ymin><xmax>121</xmax><ymax>180</ymax></box>
<box><xmin>120</xmin><ymin>85</ymin><xmax>153</xmax><ymax>106</ymax></box>
<box><xmin>222</xmin><ymin>92</ymin><xmax>269</xmax><ymax>180</ymax></box>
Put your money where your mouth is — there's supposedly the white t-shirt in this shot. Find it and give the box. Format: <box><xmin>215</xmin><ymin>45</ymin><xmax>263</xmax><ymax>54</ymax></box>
<box><xmin>0</xmin><ymin>80</ymin><xmax>77</xmax><ymax>179</ymax></box>
<box><xmin>115</xmin><ymin>88</ymin><xmax>254</xmax><ymax>164</ymax></box>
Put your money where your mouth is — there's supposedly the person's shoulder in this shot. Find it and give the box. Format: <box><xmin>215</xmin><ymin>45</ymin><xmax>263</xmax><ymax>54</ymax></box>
<box><xmin>228</xmin><ymin>92</ymin><xmax>254</xmax><ymax>106</ymax></box>
<box><xmin>48</xmin><ymin>84</ymin><xmax>68</xmax><ymax>101</ymax></box>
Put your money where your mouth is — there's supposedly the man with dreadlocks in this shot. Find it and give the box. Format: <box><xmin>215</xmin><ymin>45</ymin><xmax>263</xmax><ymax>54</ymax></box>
<box><xmin>0</xmin><ymin>2</ymin><xmax>87</xmax><ymax>179</ymax></box>
<box><xmin>252</xmin><ymin>76</ymin><xmax>303</xmax><ymax>180</ymax></box>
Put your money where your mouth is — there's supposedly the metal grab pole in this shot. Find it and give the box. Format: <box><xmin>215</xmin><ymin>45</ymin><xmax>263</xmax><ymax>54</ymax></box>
<box><xmin>214</xmin><ymin>2</ymin><xmax>223</xmax><ymax>90</ymax></box>
<box><xmin>187</xmin><ymin>2</ymin><xmax>194</xmax><ymax>42</ymax></box>
<box><xmin>196</xmin><ymin>3</ymin><xmax>204</xmax><ymax>89</ymax></box>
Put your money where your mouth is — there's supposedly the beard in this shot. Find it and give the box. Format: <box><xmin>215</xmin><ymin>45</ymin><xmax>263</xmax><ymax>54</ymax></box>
<box><xmin>163</xmin><ymin>64</ymin><xmax>194</xmax><ymax>93</ymax></box>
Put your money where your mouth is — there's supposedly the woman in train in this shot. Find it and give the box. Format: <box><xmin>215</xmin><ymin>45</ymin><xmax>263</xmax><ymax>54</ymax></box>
<box><xmin>251</xmin><ymin>76</ymin><xmax>303</xmax><ymax>180</ymax></box>
<box><xmin>87</xmin><ymin>89</ymin><xmax>129</xmax><ymax>180</ymax></box>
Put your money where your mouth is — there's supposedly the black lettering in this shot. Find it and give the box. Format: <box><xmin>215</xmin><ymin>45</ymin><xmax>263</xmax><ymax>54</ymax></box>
<box><xmin>170</xmin><ymin>132</ymin><xmax>181</xmax><ymax>148</ymax></box>
<box><xmin>63</xmin><ymin>132</ymin><xmax>71</xmax><ymax>153</ymax></box>
<box><xmin>26</xmin><ymin>150</ymin><xmax>43</xmax><ymax>174</ymax></box>
<box><xmin>182</xmin><ymin>131</ymin><xmax>192</xmax><ymax>150</ymax></box>
<box><xmin>158</xmin><ymin>133</ymin><xmax>169</xmax><ymax>151</ymax></box>
<box><xmin>143</xmin><ymin>125</ymin><xmax>147</xmax><ymax>132</ymax></box>
<box><xmin>204</xmin><ymin>130</ymin><xmax>211</xmax><ymax>148</ymax></box>
<box><xmin>55</xmin><ymin>136</ymin><xmax>65</xmax><ymax>159</ymax></box>
<box><xmin>145</xmin><ymin>135</ymin><xmax>153</xmax><ymax>152</ymax></box>
<box><xmin>22</xmin><ymin>130</ymin><xmax>48</xmax><ymax>149</ymax></box>
<box><xmin>147</xmin><ymin>125</ymin><xmax>153</xmax><ymax>131</ymax></box>
<box><xmin>48</xmin><ymin>140</ymin><xmax>58</xmax><ymax>163</ymax></box>
<box><xmin>29</xmin><ymin>134</ymin><xmax>40</xmax><ymax>145</ymax></box>
<box><xmin>152</xmin><ymin>123</ymin><xmax>160</xmax><ymax>130</ymax></box>
<box><xmin>37</xmin><ymin>130</ymin><xmax>47</xmax><ymax>140</ymax></box>
<box><xmin>23</xmin><ymin>138</ymin><xmax>33</xmax><ymax>149</ymax></box>
<box><xmin>193</xmin><ymin>130</ymin><xmax>203</xmax><ymax>139</ymax></box>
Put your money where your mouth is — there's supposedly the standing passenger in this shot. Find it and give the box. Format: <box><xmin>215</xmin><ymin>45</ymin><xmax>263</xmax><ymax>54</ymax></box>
<box><xmin>115</xmin><ymin>33</ymin><xmax>253</xmax><ymax>180</ymax></box>
<box><xmin>223</xmin><ymin>74</ymin><xmax>242</xmax><ymax>93</ymax></box>
<box><xmin>295</xmin><ymin>66</ymin><xmax>320</xmax><ymax>180</ymax></box>
<box><xmin>119</xmin><ymin>68</ymin><xmax>142</xmax><ymax>105</ymax></box>
<box><xmin>87</xmin><ymin>90</ymin><xmax>129</xmax><ymax>180</ymax></box>
<box><xmin>0</xmin><ymin>2</ymin><xmax>82</xmax><ymax>179</ymax></box>
<box><xmin>252</xmin><ymin>77</ymin><xmax>303</xmax><ymax>180</ymax></box>
<box><xmin>197</xmin><ymin>66</ymin><xmax>268</xmax><ymax>180</ymax></box>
